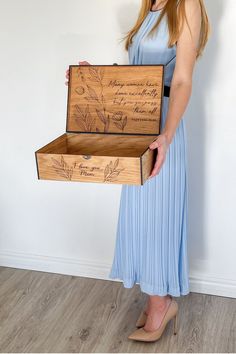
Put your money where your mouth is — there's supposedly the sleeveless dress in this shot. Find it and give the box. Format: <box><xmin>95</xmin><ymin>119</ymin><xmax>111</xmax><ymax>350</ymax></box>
<box><xmin>108</xmin><ymin>9</ymin><xmax>190</xmax><ymax>296</ymax></box>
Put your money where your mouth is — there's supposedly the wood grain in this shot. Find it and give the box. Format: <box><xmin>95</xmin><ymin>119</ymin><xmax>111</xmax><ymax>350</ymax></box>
<box><xmin>35</xmin><ymin>133</ymin><xmax>158</xmax><ymax>185</ymax></box>
<box><xmin>67</xmin><ymin>65</ymin><xmax>164</xmax><ymax>135</ymax></box>
<box><xmin>35</xmin><ymin>64</ymin><xmax>164</xmax><ymax>185</ymax></box>
<box><xmin>0</xmin><ymin>266</ymin><xmax>235</xmax><ymax>352</ymax></box>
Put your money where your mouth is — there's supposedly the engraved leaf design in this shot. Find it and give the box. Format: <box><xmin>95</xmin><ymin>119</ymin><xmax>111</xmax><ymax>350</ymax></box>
<box><xmin>116</xmin><ymin>168</ymin><xmax>124</xmax><ymax>173</ymax></box>
<box><xmin>109</xmin><ymin>171</ymin><xmax>120</xmax><ymax>177</ymax></box>
<box><xmin>87</xmin><ymin>85</ymin><xmax>99</xmax><ymax>101</ymax></box>
<box><xmin>72</xmin><ymin>115</ymin><xmax>87</xmax><ymax>131</ymax></box>
<box><xmin>74</xmin><ymin>104</ymin><xmax>84</xmax><ymax>118</ymax></box>
<box><xmin>51</xmin><ymin>156</ymin><xmax>75</xmax><ymax>180</ymax></box>
<box><xmin>103</xmin><ymin>158</ymin><xmax>125</xmax><ymax>182</ymax></box>
<box><xmin>73</xmin><ymin>104</ymin><xmax>95</xmax><ymax>132</ymax></box>
<box><xmin>88</xmin><ymin>67</ymin><xmax>105</xmax><ymax>82</ymax></box>
<box><xmin>96</xmin><ymin>108</ymin><xmax>107</xmax><ymax>124</ymax></box>
<box><xmin>77</xmin><ymin>66</ymin><xmax>108</xmax><ymax>131</ymax></box>
<box><xmin>84</xmin><ymin>104</ymin><xmax>90</xmax><ymax>126</ymax></box>
<box><xmin>108</xmin><ymin>161</ymin><xmax>113</xmax><ymax>173</ymax></box>
<box><xmin>99</xmin><ymin>68</ymin><xmax>105</xmax><ymax>81</ymax></box>
<box><xmin>113</xmin><ymin>121</ymin><xmax>123</xmax><ymax>130</ymax></box>
<box><xmin>88</xmin><ymin>77</ymin><xmax>100</xmax><ymax>83</ymax></box>
<box><xmin>88</xmin><ymin>67</ymin><xmax>101</xmax><ymax>82</ymax></box>
<box><xmin>57</xmin><ymin>155</ymin><xmax>66</xmax><ymax>169</ymax></box>
<box><xmin>88</xmin><ymin>115</ymin><xmax>96</xmax><ymax>132</ymax></box>
<box><xmin>84</xmin><ymin>104</ymin><xmax>89</xmax><ymax>115</ymax></box>
<box><xmin>51</xmin><ymin>157</ymin><xmax>63</xmax><ymax>169</ymax></box>
<box><xmin>104</xmin><ymin>165</ymin><xmax>110</xmax><ymax>178</ymax></box>
<box><xmin>104</xmin><ymin>115</ymin><xmax>110</xmax><ymax>132</ymax></box>
<box><xmin>122</xmin><ymin>116</ymin><xmax>127</xmax><ymax>130</ymax></box>
<box><xmin>52</xmin><ymin>168</ymin><xmax>69</xmax><ymax>179</ymax></box>
<box><xmin>113</xmin><ymin>158</ymin><xmax>119</xmax><ymax>170</ymax></box>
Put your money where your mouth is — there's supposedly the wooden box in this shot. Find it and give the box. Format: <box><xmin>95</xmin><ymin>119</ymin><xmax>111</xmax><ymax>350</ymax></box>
<box><xmin>35</xmin><ymin>64</ymin><xmax>164</xmax><ymax>185</ymax></box>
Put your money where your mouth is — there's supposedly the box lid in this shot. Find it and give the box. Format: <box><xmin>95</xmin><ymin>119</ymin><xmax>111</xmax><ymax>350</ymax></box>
<box><xmin>66</xmin><ymin>64</ymin><xmax>164</xmax><ymax>135</ymax></box>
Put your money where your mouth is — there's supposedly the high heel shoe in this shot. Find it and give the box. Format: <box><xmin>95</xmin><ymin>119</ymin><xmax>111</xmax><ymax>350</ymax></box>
<box><xmin>135</xmin><ymin>310</ymin><xmax>148</xmax><ymax>328</ymax></box>
<box><xmin>135</xmin><ymin>295</ymin><xmax>173</xmax><ymax>327</ymax></box>
<box><xmin>128</xmin><ymin>296</ymin><xmax>178</xmax><ymax>342</ymax></box>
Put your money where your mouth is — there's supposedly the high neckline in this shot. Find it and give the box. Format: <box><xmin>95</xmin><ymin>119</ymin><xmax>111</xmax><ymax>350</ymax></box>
<box><xmin>150</xmin><ymin>4</ymin><xmax>165</xmax><ymax>12</ymax></box>
<box><xmin>149</xmin><ymin>8</ymin><xmax>163</xmax><ymax>12</ymax></box>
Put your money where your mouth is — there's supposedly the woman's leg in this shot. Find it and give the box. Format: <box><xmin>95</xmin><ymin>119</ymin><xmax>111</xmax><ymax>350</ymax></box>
<box><xmin>144</xmin><ymin>295</ymin><xmax>172</xmax><ymax>331</ymax></box>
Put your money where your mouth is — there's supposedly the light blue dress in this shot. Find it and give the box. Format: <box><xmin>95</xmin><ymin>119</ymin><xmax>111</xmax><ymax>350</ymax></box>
<box><xmin>108</xmin><ymin>8</ymin><xmax>190</xmax><ymax>296</ymax></box>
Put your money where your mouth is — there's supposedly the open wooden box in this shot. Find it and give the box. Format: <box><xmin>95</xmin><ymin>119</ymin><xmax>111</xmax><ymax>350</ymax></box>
<box><xmin>35</xmin><ymin>64</ymin><xmax>164</xmax><ymax>185</ymax></box>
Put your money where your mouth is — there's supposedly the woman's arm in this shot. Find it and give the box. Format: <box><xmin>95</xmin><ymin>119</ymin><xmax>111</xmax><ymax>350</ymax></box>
<box><xmin>149</xmin><ymin>0</ymin><xmax>202</xmax><ymax>177</ymax></box>
<box><xmin>162</xmin><ymin>0</ymin><xmax>202</xmax><ymax>143</ymax></box>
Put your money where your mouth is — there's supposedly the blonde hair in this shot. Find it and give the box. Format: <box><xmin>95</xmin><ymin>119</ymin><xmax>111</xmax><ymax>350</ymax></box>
<box><xmin>123</xmin><ymin>0</ymin><xmax>210</xmax><ymax>59</ymax></box>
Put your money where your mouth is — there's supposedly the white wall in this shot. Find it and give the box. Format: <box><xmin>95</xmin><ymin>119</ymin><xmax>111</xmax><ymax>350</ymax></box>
<box><xmin>0</xmin><ymin>0</ymin><xmax>235</xmax><ymax>298</ymax></box>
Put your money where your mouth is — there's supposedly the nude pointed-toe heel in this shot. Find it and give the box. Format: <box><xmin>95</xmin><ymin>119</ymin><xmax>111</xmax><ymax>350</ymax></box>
<box><xmin>135</xmin><ymin>310</ymin><xmax>148</xmax><ymax>328</ymax></box>
<box><xmin>128</xmin><ymin>297</ymin><xmax>179</xmax><ymax>342</ymax></box>
<box><xmin>173</xmin><ymin>312</ymin><xmax>178</xmax><ymax>335</ymax></box>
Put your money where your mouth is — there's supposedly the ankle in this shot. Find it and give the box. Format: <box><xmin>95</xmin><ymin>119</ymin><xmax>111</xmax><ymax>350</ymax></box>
<box><xmin>148</xmin><ymin>295</ymin><xmax>171</xmax><ymax>311</ymax></box>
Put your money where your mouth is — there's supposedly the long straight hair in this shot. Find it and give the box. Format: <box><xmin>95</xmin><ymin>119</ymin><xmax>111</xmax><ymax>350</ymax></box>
<box><xmin>123</xmin><ymin>0</ymin><xmax>210</xmax><ymax>59</ymax></box>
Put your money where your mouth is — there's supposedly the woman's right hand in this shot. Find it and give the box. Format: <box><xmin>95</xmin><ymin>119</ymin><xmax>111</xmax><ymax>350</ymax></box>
<box><xmin>65</xmin><ymin>60</ymin><xmax>91</xmax><ymax>86</ymax></box>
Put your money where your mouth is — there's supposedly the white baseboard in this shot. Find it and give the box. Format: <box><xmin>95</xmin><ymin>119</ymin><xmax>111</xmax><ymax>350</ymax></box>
<box><xmin>0</xmin><ymin>249</ymin><xmax>235</xmax><ymax>298</ymax></box>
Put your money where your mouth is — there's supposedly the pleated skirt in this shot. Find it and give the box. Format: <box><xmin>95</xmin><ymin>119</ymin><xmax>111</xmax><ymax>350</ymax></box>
<box><xmin>108</xmin><ymin>96</ymin><xmax>190</xmax><ymax>296</ymax></box>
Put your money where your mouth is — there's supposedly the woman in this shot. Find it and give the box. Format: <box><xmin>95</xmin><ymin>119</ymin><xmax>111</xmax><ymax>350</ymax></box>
<box><xmin>66</xmin><ymin>0</ymin><xmax>210</xmax><ymax>342</ymax></box>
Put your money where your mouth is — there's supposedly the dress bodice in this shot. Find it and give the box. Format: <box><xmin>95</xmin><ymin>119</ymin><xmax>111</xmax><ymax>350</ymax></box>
<box><xmin>128</xmin><ymin>10</ymin><xmax>176</xmax><ymax>86</ymax></box>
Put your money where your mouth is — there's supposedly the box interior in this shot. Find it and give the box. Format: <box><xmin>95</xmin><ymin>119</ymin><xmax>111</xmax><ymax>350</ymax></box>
<box><xmin>36</xmin><ymin>133</ymin><xmax>158</xmax><ymax>157</ymax></box>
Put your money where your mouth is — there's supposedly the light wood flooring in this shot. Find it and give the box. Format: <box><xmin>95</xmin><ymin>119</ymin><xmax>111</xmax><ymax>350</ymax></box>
<box><xmin>0</xmin><ymin>266</ymin><xmax>235</xmax><ymax>352</ymax></box>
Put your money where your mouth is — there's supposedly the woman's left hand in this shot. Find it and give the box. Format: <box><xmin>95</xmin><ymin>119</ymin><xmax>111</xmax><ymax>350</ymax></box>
<box><xmin>148</xmin><ymin>133</ymin><xmax>171</xmax><ymax>178</ymax></box>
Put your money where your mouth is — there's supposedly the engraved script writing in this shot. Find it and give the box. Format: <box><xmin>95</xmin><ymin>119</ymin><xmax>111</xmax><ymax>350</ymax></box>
<box><xmin>71</xmin><ymin>66</ymin><xmax>162</xmax><ymax>132</ymax></box>
<box><xmin>51</xmin><ymin>156</ymin><xmax>125</xmax><ymax>182</ymax></box>
<box><xmin>108</xmin><ymin>79</ymin><xmax>160</xmax><ymax>119</ymax></box>
<box><xmin>77</xmin><ymin>163</ymin><xmax>101</xmax><ymax>177</ymax></box>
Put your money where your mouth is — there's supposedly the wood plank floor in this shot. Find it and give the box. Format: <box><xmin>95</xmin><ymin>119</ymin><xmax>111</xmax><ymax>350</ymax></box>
<box><xmin>0</xmin><ymin>266</ymin><xmax>235</xmax><ymax>352</ymax></box>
